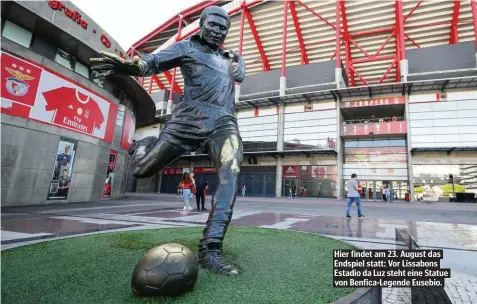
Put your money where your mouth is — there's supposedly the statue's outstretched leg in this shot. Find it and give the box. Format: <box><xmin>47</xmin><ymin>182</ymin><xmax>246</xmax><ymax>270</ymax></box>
<box><xmin>198</xmin><ymin>133</ymin><xmax>243</xmax><ymax>275</ymax></box>
<box><xmin>129</xmin><ymin>135</ymin><xmax>186</xmax><ymax>179</ymax></box>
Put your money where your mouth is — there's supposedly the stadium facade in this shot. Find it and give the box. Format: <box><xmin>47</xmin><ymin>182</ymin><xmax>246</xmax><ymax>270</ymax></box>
<box><xmin>125</xmin><ymin>0</ymin><xmax>477</xmax><ymax>203</ymax></box>
<box><xmin>1</xmin><ymin>1</ymin><xmax>155</xmax><ymax>206</ymax></box>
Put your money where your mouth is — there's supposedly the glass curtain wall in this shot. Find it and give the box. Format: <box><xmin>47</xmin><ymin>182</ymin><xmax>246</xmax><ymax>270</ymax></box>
<box><xmin>343</xmin><ymin>138</ymin><xmax>408</xmax><ymax>200</ymax></box>
<box><xmin>284</xmin><ymin>110</ymin><xmax>337</xmax><ymax>150</ymax></box>
<box><xmin>282</xmin><ymin>165</ymin><xmax>338</xmax><ymax>197</ymax></box>
<box><xmin>409</xmin><ymin>99</ymin><xmax>477</xmax><ymax>148</ymax></box>
<box><xmin>238</xmin><ymin>115</ymin><xmax>278</xmax><ymax>152</ymax></box>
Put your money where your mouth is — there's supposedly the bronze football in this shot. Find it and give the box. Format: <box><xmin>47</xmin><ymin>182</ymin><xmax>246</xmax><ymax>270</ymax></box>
<box><xmin>131</xmin><ymin>243</ymin><xmax>198</xmax><ymax>297</ymax></box>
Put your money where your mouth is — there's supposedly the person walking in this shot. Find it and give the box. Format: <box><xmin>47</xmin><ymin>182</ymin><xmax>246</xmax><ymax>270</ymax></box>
<box><xmin>385</xmin><ymin>185</ymin><xmax>391</xmax><ymax>203</ymax></box>
<box><xmin>180</xmin><ymin>173</ymin><xmax>193</xmax><ymax>214</ymax></box>
<box><xmin>196</xmin><ymin>181</ymin><xmax>209</xmax><ymax>211</ymax></box>
<box><xmin>189</xmin><ymin>172</ymin><xmax>197</xmax><ymax>199</ymax></box>
<box><xmin>346</xmin><ymin>173</ymin><xmax>365</xmax><ymax>218</ymax></box>
<box><xmin>241</xmin><ymin>184</ymin><xmax>246</xmax><ymax>197</ymax></box>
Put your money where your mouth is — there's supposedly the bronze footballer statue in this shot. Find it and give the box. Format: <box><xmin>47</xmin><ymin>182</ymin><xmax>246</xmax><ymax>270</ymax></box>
<box><xmin>90</xmin><ymin>6</ymin><xmax>245</xmax><ymax>276</ymax></box>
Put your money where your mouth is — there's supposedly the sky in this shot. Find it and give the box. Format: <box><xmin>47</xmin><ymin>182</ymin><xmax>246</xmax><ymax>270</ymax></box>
<box><xmin>72</xmin><ymin>0</ymin><xmax>202</xmax><ymax>51</ymax></box>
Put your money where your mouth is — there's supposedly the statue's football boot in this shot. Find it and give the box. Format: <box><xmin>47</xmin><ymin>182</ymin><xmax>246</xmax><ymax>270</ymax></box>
<box><xmin>198</xmin><ymin>241</ymin><xmax>240</xmax><ymax>275</ymax></box>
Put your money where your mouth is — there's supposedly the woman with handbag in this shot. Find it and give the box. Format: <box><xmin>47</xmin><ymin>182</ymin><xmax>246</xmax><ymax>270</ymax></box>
<box><xmin>180</xmin><ymin>173</ymin><xmax>193</xmax><ymax>214</ymax></box>
<box><xmin>190</xmin><ymin>173</ymin><xmax>197</xmax><ymax>198</ymax></box>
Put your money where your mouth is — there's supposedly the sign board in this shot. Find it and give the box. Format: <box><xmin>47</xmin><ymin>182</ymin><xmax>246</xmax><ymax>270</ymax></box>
<box><xmin>342</xmin><ymin>121</ymin><xmax>407</xmax><ymax>136</ymax></box>
<box><xmin>282</xmin><ymin>165</ymin><xmax>301</xmax><ymax>178</ymax></box>
<box><xmin>194</xmin><ymin>167</ymin><xmax>217</xmax><ymax>173</ymax></box>
<box><xmin>342</xmin><ymin>96</ymin><xmax>405</xmax><ymax>108</ymax></box>
<box><xmin>163</xmin><ymin>168</ymin><xmax>183</xmax><ymax>175</ymax></box>
<box><xmin>1</xmin><ymin>51</ymin><xmax>117</xmax><ymax>143</ymax></box>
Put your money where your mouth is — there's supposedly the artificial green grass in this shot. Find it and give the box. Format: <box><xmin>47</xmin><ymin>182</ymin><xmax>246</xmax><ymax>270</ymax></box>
<box><xmin>2</xmin><ymin>227</ymin><xmax>356</xmax><ymax>304</ymax></box>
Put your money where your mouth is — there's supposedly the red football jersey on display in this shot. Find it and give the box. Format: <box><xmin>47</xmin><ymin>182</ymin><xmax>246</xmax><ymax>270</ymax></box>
<box><xmin>42</xmin><ymin>87</ymin><xmax>105</xmax><ymax>134</ymax></box>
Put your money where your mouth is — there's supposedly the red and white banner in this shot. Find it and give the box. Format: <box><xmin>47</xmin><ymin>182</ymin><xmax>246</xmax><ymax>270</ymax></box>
<box><xmin>120</xmin><ymin>111</ymin><xmax>135</xmax><ymax>150</ymax></box>
<box><xmin>283</xmin><ymin>165</ymin><xmax>301</xmax><ymax>178</ymax></box>
<box><xmin>1</xmin><ymin>51</ymin><xmax>117</xmax><ymax>143</ymax></box>
<box><xmin>342</xmin><ymin>96</ymin><xmax>405</xmax><ymax>108</ymax></box>
<box><xmin>194</xmin><ymin>167</ymin><xmax>216</xmax><ymax>173</ymax></box>
<box><xmin>163</xmin><ymin>168</ymin><xmax>183</xmax><ymax>175</ymax></box>
<box><xmin>342</xmin><ymin>121</ymin><xmax>407</xmax><ymax>136</ymax></box>
<box><xmin>345</xmin><ymin>147</ymin><xmax>407</xmax><ymax>163</ymax></box>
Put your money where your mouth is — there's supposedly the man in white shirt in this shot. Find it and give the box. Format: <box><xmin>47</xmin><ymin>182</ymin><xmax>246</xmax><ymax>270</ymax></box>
<box><xmin>346</xmin><ymin>173</ymin><xmax>365</xmax><ymax>218</ymax></box>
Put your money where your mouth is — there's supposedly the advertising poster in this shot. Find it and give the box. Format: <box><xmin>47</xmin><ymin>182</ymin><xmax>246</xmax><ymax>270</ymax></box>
<box><xmin>1</xmin><ymin>51</ymin><xmax>117</xmax><ymax>143</ymax></box>
<box><xmin>48</xmin><ymin>137</ymin><xmax>77</xmax><ymax>200</ymax></box>
<box><xmin>120</xmin><ymin>111</ymin><xmax>135</xmax><ymax>150</ymax></box>
<box><xmin>342</xmin><ymin>121</ymin><xmax>407</xmax><ymax>136</ymax></box>
<box><xmin>345</xmin><ymin>147</ymin><xmax>407</xmax><ymax>163</ymax></box>
<box><xmin>103</xmin><ymin>150</ymin><xmax>118</xmax><ymax>198</ymax></box>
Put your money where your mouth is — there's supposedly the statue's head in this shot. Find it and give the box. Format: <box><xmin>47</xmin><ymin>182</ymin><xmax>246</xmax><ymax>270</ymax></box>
<box><xmin>199</xmin><ymin>6</ymin><xmax>230</xmax><ymax>49</ymax></box>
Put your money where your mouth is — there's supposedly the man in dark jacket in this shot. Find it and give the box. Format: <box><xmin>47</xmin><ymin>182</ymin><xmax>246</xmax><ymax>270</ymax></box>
<box><xmin>90</xmin><ymin>6</ymin><xmax>245</xmax><ymax>276</ymax></box>
<box><xmin>196</xmin><ymin>181</ymin><xmax>209</xmax><ymax>211</ymax></box>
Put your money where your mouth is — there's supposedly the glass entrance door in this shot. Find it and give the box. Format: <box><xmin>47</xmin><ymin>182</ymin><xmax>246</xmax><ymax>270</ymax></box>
<box><xmin>283</xmin><ymin>178</ymin><xmax>300</xmax><ymax>197</ymax></box>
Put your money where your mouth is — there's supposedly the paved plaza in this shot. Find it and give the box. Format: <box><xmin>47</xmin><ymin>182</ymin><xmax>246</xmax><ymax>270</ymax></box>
<box><xmin>2</xmin><ymin>194</ymin><xmax>477</xmax><ymax>304</ymax></box>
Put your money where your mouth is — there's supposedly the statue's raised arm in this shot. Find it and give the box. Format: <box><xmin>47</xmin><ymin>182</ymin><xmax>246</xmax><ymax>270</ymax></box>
<box><xmin>90</xmin><ymin>41</ymin><xmax>189</xmax><ymax>79</ymax></box>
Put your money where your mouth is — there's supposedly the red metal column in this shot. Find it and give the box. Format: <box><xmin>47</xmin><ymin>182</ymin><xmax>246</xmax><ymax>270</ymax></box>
<box><xmin>239</xmin><ymin>1</ymin><xmax>246</xmax><ymax>55</ymax></box>
<box><xmin>396</xmin><ymin>0</ymin><xmax>406</xmax><ymax>61</ymax></box>
<box><xmin>281</xmin><ymin>0</ymin><xmax>288</xmax><ymax>77</ymax></box>
<box><xmin>237</xmin><ymin>1</ymin><xmax>246</xmax><ymax>85</ymax></box>
<box><xmin>450</xmin><ymin>0</ymin><xmax>461</xmax><ymax>44</ymax></box>
<box><xmin>152</xmin><ymin>74</ymin><xmax>166</xmax><ymax>90</ymax></box>
<box><xmin>289</xmin><ymin>0</ymin><xmax>309</xmax><ymax>65</ymax></box>
<box><xmin>148</xmin><ymin>77</ymin><xmax>153</xmax><ymax>94</ymax></box>
<box><xmin>335</xmin><ymin>0</ymin><xmax>341</xmax><ymax>68</ymax></box>
<box><xmin>340</xmin><ymin>1</ymin><xmax>355</xmax><ymax>86</ymax></box>
<box><xmin>395</xmin><ymin>2</ymin><xmax>401</xmax><ymax>82</ymax></box>
<box><xmin>471</xmin><ymin>0</ymin><xmax>477</xmax><ymax>48</ymax></box>
<box><xmin>395</xmin><ymin>0</ymin><xmax>406</xmax><ymax>82</ymax></box>
<box><xmin>244</xmin><ymin>8</ymin><xmax>271</xmax><ymax>71</ymax></box>
<box><xmin>169</xmin><ymin>15</ymin><xmax>183</xmax><ymax>101</ymax></box>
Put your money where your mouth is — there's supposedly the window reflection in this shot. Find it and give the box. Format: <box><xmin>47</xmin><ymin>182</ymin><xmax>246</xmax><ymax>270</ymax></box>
<box><xmin>409</xmin><ymin>100</ymin><xmax>477</xmax><ymax>148</ymax></box>
<box><xmin>1</xmin><ymin>20</ymin><xmax>33</xmax><ymax>48</ymax></box>
<box><xmin>238</xmin><ymin>115</ymin><xmax>278</xmax><ymax>152</ymax></box>
<box><xmin>282</xmin><ymin>165</ymin><xmax>338</xmax><ymax>197</ymax></box>
<box><xmin>344</xmin><ymin>138</ymin><xmax>407</xmax><ymax>164</ymax></box>
<box><xmin>284</xmin><ymin>110</ymin><xmax>337</xmax><ymax>150</ymax></box>
<box><xmin>412</xmin><ymin>165</ymin><xmax>477</xmax><ymax>201</ymax></box>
